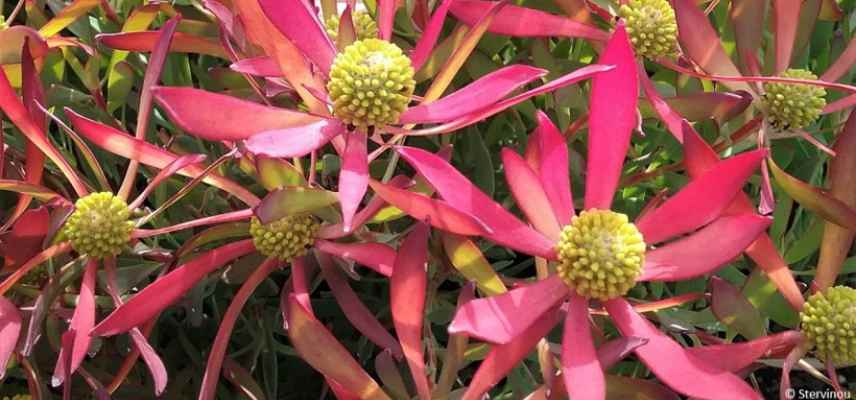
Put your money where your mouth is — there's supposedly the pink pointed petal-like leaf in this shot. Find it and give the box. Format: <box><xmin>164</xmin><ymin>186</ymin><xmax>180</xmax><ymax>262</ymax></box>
<box><xmin>401</xmin><ymin>64</ymin><xmax>613</xmax><ymax>137</ymax></box>
<box><xmin>688</xmin><ymin>331</ymin><xmax>802</xmax><ymax>372</ymax></box>
<box><xmin>230</xmin><ymin>56</ymin><xmax>282</xmax><ymax>77</ymax></box>
<box><xmin>461</xmin><ymin>309</ymin><xmax>561</xmax><ymax>400</ymax></box>
<box><xmin>530</xmin><ymin>111</ymin><xmax>573</xmax><ymax>225</ymax></box>
<box><xmin>340</xmin><ymin>131</ymin><xmax>368</xmax><ymax>232</ymax></box>
<box><xmin>772</xmin><ymin>0</ymin><xmax>801</xmax><ymax>74</ymax></box>
<box><xmin>821</xmin><ymin>35</ymin><xmax>856</xmax><ymax>82</ymax></box>
<box><xmin>13</xmin><ymin>37</ymin><xmax>47</xmax><ymax>228</ymax></box>
<box><xmin>729</xmin><ymin>0</ymin><xmax>766</xmax><ymax>74</ymax></box>
<box><xmin>584</xmin><ymin>24</ymin><xmax>638</xmax><ymax>210</ymax></box>
<box><xmin>640</xmin><ymin>214</ymin><xmax>771</xmax><ymax>281</ymax></box>
<box><xmin>0</xmin><ymin>180</ymin><xmax>62</xmax><ymax>202</ymax></box>
<box><xmin>317</xmin><ymin>254</ymin><xmax>403</xmax><ymax>358</ymax></box>
<box><xmin>0</xmin><ymin>297</ymin><xmax>21</xmax><ymax>379</ymax></box>
<box><xmin>133</xmin><ymin>209</ymin><xmax>253</xmax><ymax>238</ymax></box>
<box><xmin>681</xmin><ymin>124</ymin><xmax>804</xmax><ymax>311</ymax></box>
<box><xmin>199</xmin><ymin>258</ymin><xmax>280</xmax><ymax>400</ymax></box>
<box><xmin>286</xmin><ymin>294</ymin><xmax>390</xmax><ymax>400</ymax></box>
<box><xmin>449</xmin><ymin>0</ymin><xmax>608</xmax><ymax>41</ymax></box>
<box><xmin>152</xmin><ymin>86</ymin><xmax>319</xmax><ymax>141</ymax></box>
<box><xmin>604</xmin><ymin>298</ymin><xmax>763</xmax><ymax>399</ymax></box>
<box><xmin>780</xmin><ymin>341</ymin><xmax>811</xmax><ymax>400</ymax></box>
<box><xmin>562</xmin><ymin>294</ymin><xmax>604</xmax><ymax>400</ymax></box>
<box><xmin>367</xmin><ymin>180</ymin><xmax>493</xmax><ymax>237</ymax></box>
<box><xmin>315</xmin><ymin>240</ymin><xmax>396</xmax><ymax>277</ymax></box>
<box><xmin>769</xmin><ymin>157</ymin><xmax>856</xmax><ymax>230</ymax></box>
<box><xmin>1</xmin><ymin>207</ymin><xmax>49</xmax><ymax>269</ymax></box>
<box><xmin>244</xmin><ymin>119</ymin><xmax>345</xmax><ymax>158</ymax></box>
<box><xmin>391</xmin><ymin>224</ymin><xmax>432</xmax><ymax>400</ymax></box>
<box><xmin>410</xmin><ymin>0</ymin><xmax>454</xmax><ymax>70</ymax></box>
<box><xmin>635</xmin><ymin>149</ymin><xmax>766</xmax><ymax>244</ymax></box>
<box><xmin>258</xmin><ymin>0</ymin><xmax>335</xmax><ymax>75</ymax></box>
<box><xmin>92</xmin><ymin>240</ymin><xmax>256</xmax><ymax>336</ymax></box>
<box><xmin>449</xmin><ymin>275</ymin><xmax>568</xmax><ymax>344</ymax></box>
<box><xmin>501</xmin><ymin>148</ymin><xmax>561</xmax><ymax>240</ymax></box>
<box><xmin>672</xmin><ymin>0</ymin><xmax>750</xmax><ymax>92</ymax></box>
<box><xmin>53</xmin><ymin>259</ymin><xmax>97</xmax><ymax>385</ymax></box>
<box><xmin>639</xmin><ymin>71</ymin><xmax>683</xmax><ymax>142</ymax></box>
<box><xmin>65</xmin><ymin>109</ymin><xmax>260</xmax><ymax>206</ymax></box>
<box><xmin>400</xmin><ymin>65</ymin><xmax>547</xmax><ymax>124</ymax></box>
<box><xmin>396</xmin><ymin>146</ymin><xmax>556</xmax><ymax>258</ymax></box>
<box><xmin>130</xmin><ymin>154</ymin><xmax>206</xmax><ymax>210</ymax></box>
<box><xmin>96</xmin><ymin>31</ymin><xmax>229</xmax><ymax>58</ymax></box>
<box><xmin>0</xmin><ymin>70</ymin><xmax>88</xmax><ymax>196</ymax></box>
<box><xmin>377</xmin><ymin>0</ymin><xmax>397</xmax><ymax>40</ymax></box>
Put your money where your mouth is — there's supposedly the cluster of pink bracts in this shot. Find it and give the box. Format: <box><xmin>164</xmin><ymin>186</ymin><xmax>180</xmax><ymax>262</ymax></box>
<box><xmin>2</xmin><ymin>0</ymin><xmax>856</xmax><ymax>399</ymax></box>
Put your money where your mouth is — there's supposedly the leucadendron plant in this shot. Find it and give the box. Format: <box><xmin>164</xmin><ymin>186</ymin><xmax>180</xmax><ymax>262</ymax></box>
<box><xmin>2</xmin><ymin>0</ymin><xmax>856</xmax><ymax>398</ymax></box>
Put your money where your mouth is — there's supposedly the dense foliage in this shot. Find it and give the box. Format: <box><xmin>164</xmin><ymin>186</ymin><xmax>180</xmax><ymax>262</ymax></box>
<box><xmin>1</xmin><ymin>0</ymin><xmax>856</xmax><ymax>399</ymax></box>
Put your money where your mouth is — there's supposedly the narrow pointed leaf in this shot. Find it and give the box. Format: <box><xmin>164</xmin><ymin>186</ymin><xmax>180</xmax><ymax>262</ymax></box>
<box><xmin>230</xmin><ymin>56</ymin><xmax>282</xmax><ymax>77</ymax></box>
<box><xmin>816</xmin><ymin>111</ymin><xmax>856</xmax><ymax>290</ymax></box>
<box><xmin>399</xmin><ymin>65</ymin><xmax>547</xmax><ymax>124</ymax></box>
<box><xmin>501</xmin><ymin>148</ymin><xmax>561</xmax><ymax>240</ymax></box>
<box><xmin>449</xmin><ymin>0</ymin><xmax>608</xmax><ymax>41</ymax></box>
<box><xmin>636</xmin><ymin>149</ymin><xmax>766</xmax><ymax>244</ymax></box>
<box><xmin>92</xmin><ymin>240</ymin><xmax>256</xmax><ymax>336</ymax></box>
<box><xmin>340</xmin><ymin>132</ymin><xmax>368</xmax><ymax>232</ymax></box>
<box><xmin>821</xmin><ymin>35</ymin><xmax>856</xmax><ymax>83</ymax></box>
<box><xmin>286</xmin><ymin>295</ymin><xmax>391</xmax><ymax>400</ymax></box>
<box><xmin>441</xmin><ymin>233</ymin><xmax>507</xmax><ymax>296</ymax></box>
<box><xmin>315</xmin><ymin>240</ymin><xmax>396</xmax><ymax>277</ymax></box>
<box><xmin>97</xmin><ymin>31</ymin><xmax>228</xmax><ymax>58</ymax></box>
<box><xmin>449</xmin><ymin>275</ymin><xmax>568</xmax><ymax>344</ymax></box>
<box><xmin>1</xmin><ymin>207</ymin><xmax>49</xmax><ymax>269</ymax></box>
<box><xmin>461</xmin><ymin>309</ymin><xmax>561</xmax><ymax>400</ymax></box>
<box><xmin>377</xmin><ymin>0</ymin><xmax>396</xmax><ymax>40</ymax></box>
<box><xmin>367</xmin><ymin>180</ymin><xmax>493</xmax><ymax>237</ymax></box>
<box><xmin>53</xmin><ymin>260</ymin><xmax>97</xmax><ymax>384</ymax></box>
<box><xmin>687</xmin><ymin>331</ymin><xmax>803</xmax><ymax>372</ymax></box>
<box><xmin>391</xmin><ymin>224</ymin><xmax>431</xmax><ymax>400</ymax></box>
<box><xmin>530</xmin><ymin>111</ymin><xmax>573</xmax><ymax>225</ymax></box>
<box><xmin>772</xmin><ymin>0</ymin><xmax>801</xmax><ymax>74</ymax></box>
<box><xmin>640</xmin><ymin>214</ymin><xmax>771</xmax><ymax>281</ymax></box>
<box><xmin>317</xmin><ymin>254</ymin><xmax>403</xmax><ymax>358</ymax></box>
<box><xmin>584</xmin><ymin>24</ymin><xmax>638</xmax><ymax>210</ymax></box>
<box><xmin>244</xmin><ymin>119</ymin><xmax>345</xmax><ymax>158</ymax></box>
<box><xmin>410</xmin><ymin>0</ymin><xmax>455</xmax><ymax>70</ymax></box>
<box><xmin>0</xmin><ymin>180</ymin><xmax>61</xmax><ymax>202</ymax></box>
<box><xmin>258</xmin><ymin>0</ymin><xmax>336</xmax><ymax>74</ymax></box>
<box><xmin>604</xmin><ymin>298</ymin><xmax>763</xmax><ymax>400</ymax></box>
<box><xmin>562</xmin><ymin>294</ymin><xmax>604</xmax><ymax>400</ymax></box>
<box><xmin>39</xmin><ymin>0</ymin><xmax>100</xmax><ymax>37</ymax></box>
<box><xmin>0</xmin><ymin>297</ymin><xmax>22</xmax><ymax>379</ymax></box>
<box><xmin>768</xmin><ymin>157</ymin><xmax>856</xmax><ymax>230</ymax></box>
<box><xmin>729</xmin><ymin>0</ymin><xmax>766</xmax><ymax>73</ymax></box>
<box><xmin>673</xmin><ymin>0</ymin><xmax>751</xmax><ymax>92</ymax></box>
<box><xmin>152</xmin><ymin>86</ymin><xmax>319</xmax><ymax>140</ymax></box>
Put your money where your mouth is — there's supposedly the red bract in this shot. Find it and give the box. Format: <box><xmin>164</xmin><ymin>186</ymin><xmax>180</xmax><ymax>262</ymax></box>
<box><xmin>371</xmin><ymin>27</ymin><xmax>771</xmax><ymax>400</ymax></box>
<box><xmin>138</xmin><ymin>0</ymin><xmax>612</xmax><ymax>234</ymax></box>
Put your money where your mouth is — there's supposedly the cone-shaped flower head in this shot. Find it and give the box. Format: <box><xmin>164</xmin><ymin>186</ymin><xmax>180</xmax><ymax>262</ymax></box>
<box><xmin>327</xmin><ymin>39</ymin><xmax>416</xmax><ymax>129</ymax></box>
<box><xmin>3</xmin><ymin>395</ymin><xmax>32</xmax><ymax>400</ymax></box>
<box><xmin>619</xmin><ymin>0</ymin><xmax>678</xmax><ymax>59</ymax></box>
<box><xmin>325</xmin><ymin>11</ymin><xmax>378</xmax><ymax>42</ymax></box>
<box><xmin>556</xmin><ymin>210</ymin><xmax>646</xmax><ymax>301</ymax></box>
<box><xmin>250</xmin><ymin>215</ymin><xmax>319</xmax><ymax>261</ymax></box>
<box><xmin>62</xmin><ymin>192</ymin><xmax>134</xmax><ymax>259</ymax></box>
<box><xmin>800</xmin><ymin>285</ymin><xmax>856</xmax><ymax>365</ymax></box>
<box><xmin>761</xmin><ymin>69</ymin><xmax>827</xmax><ymax>130</ymax></box>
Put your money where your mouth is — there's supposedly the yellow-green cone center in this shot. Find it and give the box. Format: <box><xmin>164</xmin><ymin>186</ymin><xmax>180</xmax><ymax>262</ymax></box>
<box><xmin>800</xmin><ymin>286</ymin><xmax>856</xmax><ymax>366</ymax></box>
<box><xmin>249</xmin><ymin>216</ymin><xmax>319</xmax><ymax>261</ymax></box>
<box><xmin>62</xmin><ymin>192</ymin><xmax>134</xmax><ymax>259</ymax></box>
<box><xmin>327</xmin><ymin>39</ymin><xmax>415</xmax><ymax>129</ymax></box>
<box><xmin>324</xmin><ymin>11</ymin><xmax>379</xmax><ymax>43</ymax></box>
<box><xmin>556</xmin><ymin>210</ymin><xmax>645</xmax><ymax>301</ymax></box>
<box><xmin>762</xmin><ymin>68</ymin><xmax>827</xmax><ymax>130</ymax></box>
<box><xmin>3</xmin><ymin>395</ymin><xmax>32</xmax><ymax>400</ymax></box>
<box><xmin>619</xmin><ymin>0</ymin><xmax>679</xmax><ymax>59</ymax></box>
